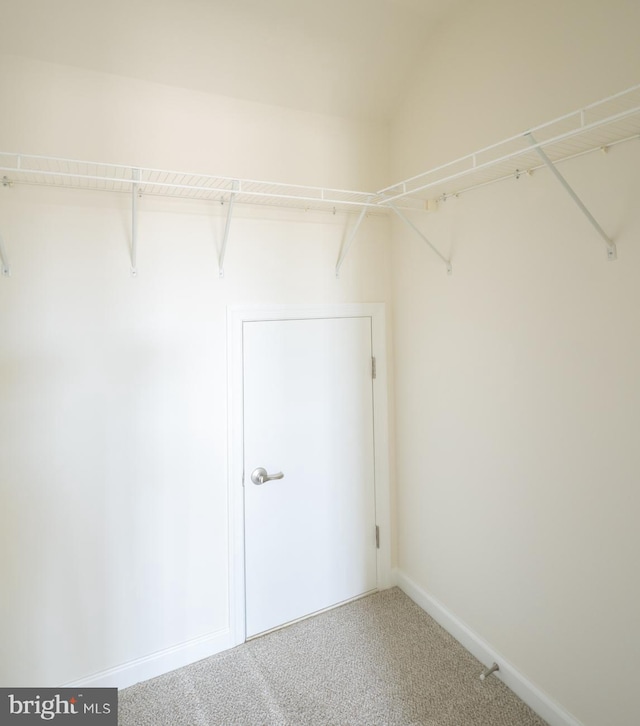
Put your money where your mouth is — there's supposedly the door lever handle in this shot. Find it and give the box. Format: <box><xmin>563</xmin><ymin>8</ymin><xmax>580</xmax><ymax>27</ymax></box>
<box><xmin>251</xmin><ymin>467</ymin><xmax>285</xmax><ymax>486</ymax></box>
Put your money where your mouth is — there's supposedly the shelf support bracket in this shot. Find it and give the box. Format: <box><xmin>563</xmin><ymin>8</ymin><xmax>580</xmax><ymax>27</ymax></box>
<box><xmin>218</xmin><ymin>181</ymin><xmax>238</xmax><ymax>278</ymax></box>
<box><xmin>526</xmin><ymin>133</ymin><xmax>617</xmax><ymax>261</ymax></box>
<box><xmin>0</xmin><ymin>233</ymin><xmax>10</xmax><ymax>277</ymax></box>
<box><xmin>388</xmin><ymin>202</ymin><xmax>452</xmax><ymax>275</ymax></box>
<box><xmin>335</xmin><ymin>199</ymin><xmax>370</xmax><ymax>278</ymax></box>
<box><xmin>131</xmin><ymin>168</ymin><xmax>140</xmax><ymax>276</ymax></box>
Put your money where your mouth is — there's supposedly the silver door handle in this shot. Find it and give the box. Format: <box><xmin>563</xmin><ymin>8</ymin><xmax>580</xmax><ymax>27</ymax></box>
<box><xmin>250</xmin><ymin>467</ymin><xmax>285</xmax><ymax>486</ymax></box>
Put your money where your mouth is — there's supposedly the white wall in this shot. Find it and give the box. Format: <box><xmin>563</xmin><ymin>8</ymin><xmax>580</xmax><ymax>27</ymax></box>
<box><xmin>390</xmin><ymin>2</ymin><xmax>640</xmax><ymax>726</ymax></box>
<box><xmin>0</xmin><ymin>55</ymin><xmax>392</xmax><ymax>687</ymax></box>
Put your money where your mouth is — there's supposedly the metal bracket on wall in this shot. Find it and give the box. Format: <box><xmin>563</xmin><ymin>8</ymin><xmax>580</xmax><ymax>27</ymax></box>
<box><xmin>1</xmin><ymin>174</ymin><xmax>12</xmax><ymax>277</ymax></box>
<box><xmin>131</xmin><ymin>168</ymin><xmax>140</xmax><ymax>276</ymax></box>
<box><xmin>335</xmin><ymin>199</ymin><xmax>371</xmax><ymax>278</ymax></box>
<box><xmin>388</xmin><ymin>201</ymin><xmax>452</xmax><ymax>275</ymax></box>
<box><xmin>218</xmin><ymin>180</ymin><xmax>238</xmax><ymax>278</ymax></box>
<box><xmin>0</xmin><ymin>233</ymin><xmax>10</xmax><ymax>277</ymax></box>
<box><xmin>526</xmin><ymin>133</ymin><xmax>617</xmax><ymax>261</ymax></box>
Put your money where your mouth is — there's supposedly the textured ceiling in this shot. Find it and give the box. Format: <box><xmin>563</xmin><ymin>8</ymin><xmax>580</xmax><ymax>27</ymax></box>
<box><xmin>0</xmin><ymin>0</ymin><xmax>465</xmax><ymax>121</ymax></box>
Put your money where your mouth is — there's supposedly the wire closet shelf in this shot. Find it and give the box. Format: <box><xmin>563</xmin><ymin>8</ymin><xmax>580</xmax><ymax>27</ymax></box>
<box><xmin>0</xmin><ymin>84</ymin><xmax>640</xmax><ymax>220</ymax></box>
<box><xmin>1</xmin><ymin>83</ymin><xmax>639</xmax><ymax>215</ymax></box>
<box><xmin>0</xmin><ymin>153</ymin><xmax>382</xmax><ymax>214</ymax></box>
<box><xmin>377</xmin><ymin>82</ymin><xmax>640</xmax><ymax>208</ymax></box>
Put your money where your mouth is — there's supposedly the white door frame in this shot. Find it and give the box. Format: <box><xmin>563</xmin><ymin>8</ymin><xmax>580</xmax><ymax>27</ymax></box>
<box><xmin>227</xmin><ymin>303</ymin><xmax>391</xmax><ymax>646</ymax></box>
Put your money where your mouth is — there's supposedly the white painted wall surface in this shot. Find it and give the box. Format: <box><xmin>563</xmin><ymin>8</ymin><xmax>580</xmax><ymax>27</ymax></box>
<box><xmin>390</xmin><ymin>2</ymin><xmax>640</xmax><ymax>725</ymax></box>
<box><xmin>0</xmin><ymin>56</ymin><xmax>392</xmax><ymax>687</ymax></box>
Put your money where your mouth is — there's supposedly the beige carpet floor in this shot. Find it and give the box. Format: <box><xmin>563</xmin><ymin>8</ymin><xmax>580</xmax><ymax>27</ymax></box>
<box><xmin>119</xmin><ymin>588</ymin><xmax>548</xmax><ymax>726</ymax></box>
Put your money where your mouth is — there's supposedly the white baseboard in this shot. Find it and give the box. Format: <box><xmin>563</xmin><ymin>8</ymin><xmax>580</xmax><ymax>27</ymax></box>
<box><xmin>62</xmin><ymin>627</ymin><xmax>234</xmax><ymax>690</ymax></box>
<box><xmin>392</xmin><ymin>569</ymin><xmax>584</xmax><ymax>726</ymax></box>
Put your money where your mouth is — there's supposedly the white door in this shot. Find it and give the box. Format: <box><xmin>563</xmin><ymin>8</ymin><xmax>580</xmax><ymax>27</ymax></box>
<box><xmin>243</xmin><ymin>316</ymin><xmax>377</xmax><ymax>638</ymax></box>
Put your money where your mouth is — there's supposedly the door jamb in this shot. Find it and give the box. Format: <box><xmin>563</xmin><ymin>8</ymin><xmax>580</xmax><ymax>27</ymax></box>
<box><xmin>227</xmin><ymin>303</ymin><xmax>391</xmax><ymax>647</ymax></box>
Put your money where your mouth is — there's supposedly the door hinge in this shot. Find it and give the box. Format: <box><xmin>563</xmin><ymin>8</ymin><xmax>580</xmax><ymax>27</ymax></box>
<box><xmin>371</xmin><ymin>357</ymin><xmax>377</xmax><ymax>380</ymax></box>
<box><xmin>375</xmin><ymin>525</ymin><xmax>380</xmax><ymax>549</ymax></box>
